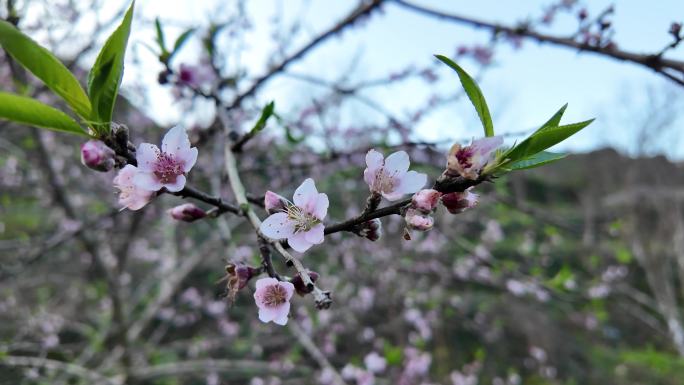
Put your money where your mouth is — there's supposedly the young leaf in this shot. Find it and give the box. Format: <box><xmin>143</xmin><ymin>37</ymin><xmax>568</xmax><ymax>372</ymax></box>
<box><xmin>169</xmin><ymin>28</ymin><xmax>195</xmax><ymax>61</ymax></box>
<box><xmin>250</xmin><ymin>101</ymin><xmax>275</xmax><ymax>133</ymax></box>
<box><xmin>0</xmin><ymin>92</ymin><xmax>87</xmax><ymax>136</ymax></box>
<box><xmin>435</xmin><ymin>54</ymin><xmax>494</xmax><ymax>137</ymax></box>
<box><xmin>0</xmin><ymin>21</ymin><xmax>91</xmax><ymax>118</ymax></box>
<box><xmin>540</xmin><ymin>103</ymin><xmax>568</xmax><ymax>129</ymax></box>
<box><xmin>87</xmin><ymin>1</ymin><xmax>135</xmax><ymax>132</ymax></box>
<box><xmin>505</xmin><ymin>119</ymin><xmax>594</xmax><ymax>163</ymax></box>
<box><xmin>506</xmin><ymin>151</ymin><xmax>567</xmax><ymax>171</ymax></box>
<box><xmin>154</xmin><ymin>17</ymin><xmax>167</xmax><ymax>55</ymax></box>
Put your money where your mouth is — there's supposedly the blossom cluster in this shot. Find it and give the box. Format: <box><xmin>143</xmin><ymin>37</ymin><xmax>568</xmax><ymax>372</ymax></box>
<box><xmin>82</xmin><ymin>123</ymin><xmax>502</xmax><ymax>326</ymax></box>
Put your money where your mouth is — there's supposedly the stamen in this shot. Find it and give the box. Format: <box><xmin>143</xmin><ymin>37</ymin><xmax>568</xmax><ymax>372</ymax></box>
<box><xmin>263</xmin><ymin>284</ymin><xmax>288</xmax><ymax>307</ymax></box>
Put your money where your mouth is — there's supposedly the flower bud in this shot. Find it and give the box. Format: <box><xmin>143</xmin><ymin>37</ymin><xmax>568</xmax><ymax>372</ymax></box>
<box><xmin>224</xmin><ymin>263</ymin><xmax>258</xmax><ymax>302</ymax></box>
<box><xmin>168</xmin><ymin>203</ymin><xmax>207</xmax><ymax>222</ymax></box>
<box><xmin>356</xmin><ymin>219</ymin><xmax>382</xmax><ymax>241</ymax></box>
<box><xmin>290</xmin><ymin>271</ymin><xmax>320</xmax><ymax>296</ymax></box>
<box><xmin>442</xmin><ymin>189</ymin><xmax>479</xmax><ymax>214</ymax></box>
<box><xmin>80</xmin><ymin>140</ymin><xmax>115</xmax><ymax>172</ymax></box>
<box><xmin>671</xmin><ymin>22</ymin><xmax>682</xmax><ymax>38</ymax></box>
<box><xmin>404</xmin><ymin>208</ymin><xmax>434</xmax><ymax>232</ymax></box>
<box><xmin>446</xmin><ymin>136</ymin><xmax>503</xmax><ymax>180</ymax></box>
<box><xmin>264</xmin><ymin>191</ymin><xmax>288</xmax><ymax>214</ymax></box>
<box><xmin>411</xmin><ymin>189</ymin><xmax>442</xmax><ymax>213</ymax></box>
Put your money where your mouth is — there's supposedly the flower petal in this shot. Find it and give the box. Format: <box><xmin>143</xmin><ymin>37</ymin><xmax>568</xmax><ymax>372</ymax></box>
<box><xmin>364</xmin><ymin>149</ymin><xmax>384</xmax><ymax>187</ymax></box>
<box><xmin>280</xmin><ymin>281</ymin><xmax>295</xmax><ymax>301</ymax></box>
<box><xmin>288</xmin><ymin>232</ymin><xmax>313</xmax><ymax>253</ymax></box>
<box><xmin>260</xmin><ymin>213</ymin><xmax>295</xmax><ymax>240</ymax></box>
<box><xmin>258</xmin><ymin>307</ymin><xmax>278</xmax><ymax>323</ymax></box>
<box><xmin>293</xmin><ymin>178</ymin><xmax>318</xmax><ymax>209</ymax></box>
<box><xmin>471</xmin><ymin>136</ymin><xmax>503</xmax><ymax>156</ymax></box>
<box><xmin>133</xmin><ymin>171</ymin><xmax>164</xmax><ymax>192</ymax></box>
<box><xmin>272</xmin><ymin>303</ymin><xmax>290</xmax><ymax>325</ymax></box>
<box><xmin>162</xmin><ymin>126</ymin><xmax>192</xmax><ymax>155</ymax></box>
<box><xmin>383</xmin><ymin>151</ymin><xmax>410</xmax><ymax>176</ymax></box>
<box><xmin>304</xmin><ymin>223</ymin><xmax>325</xmax><ymax>244</ymax></box>
<box><xmin>179</xmin><ymin>147</ymin><xmax>198</xmax><ymax>173</ymax></box>
<box><xmin>313</xmin><ymin>193</ymin><xmax>329</xmax><ymax>219</ymax></box>
<box><xmin>256</xmin><ymin>277</ymin><xmax>279</xmax><ymax>291</ymax></box>
<box><xmin>398</xmin><ymin>170</ymin><xmax>427</xmax><ymax>195</ymax></box>
<box><xmin>163</xmin><ymin>174</ymin><xmax>186</xmax><ymax>192</ymax></box>
<box><xmin>136</xmin><ymin>143</ymin><xmax>160</xmax><ymax>172</ymax></box>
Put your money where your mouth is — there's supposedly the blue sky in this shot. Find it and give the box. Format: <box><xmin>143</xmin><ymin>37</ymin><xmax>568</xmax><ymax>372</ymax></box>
<box><xmin>126</xmin><ymin>0</ymin><xmax>684</xmax><ymax>158</ymax></box>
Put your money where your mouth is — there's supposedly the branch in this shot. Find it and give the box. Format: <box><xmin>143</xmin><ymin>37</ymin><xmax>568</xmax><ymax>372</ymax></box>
<box><xmin>0</xmin><ymin>356</ymin><xmax>119</xmax><ymax>385</ymax></box>
<box><xmin>129</xmin><ymin>359</ymin><xmax>310</xmax><ymax>380</ymax></box>
<box><xmin>394</xmin><ymin>0</ymin><xmax>684</xmax><ymax>86</ymax></box>
<box><xmin>195</xmin><ymin>0</ymin><xmax>387</xmax><ymax>146</ymax></box>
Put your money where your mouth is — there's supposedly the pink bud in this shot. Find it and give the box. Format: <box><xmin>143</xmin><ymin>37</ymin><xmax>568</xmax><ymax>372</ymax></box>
<box><xmin>404</xmin><ymin>208</ymin><xmax>434</xmax><ymax>231</ymax></box>
<box><xmin>290</xmin><ymin>271</ymin><xmax>320</xmax><ymax>296</ymax></box>
<box><xmin>81</xmin><ymin>140</ymin><xmax>115</xmax><ymax>172</ymax></box>
<box><xmin>264</xmin><ymin>191</ymin><xmax>288</xmax><ymax>214</ymax></box>
<box><xmin>168</xmin><ymin>203</ymin><xmax>207</xmax><ymax>222</ymax></box>
<box><xmin>441</xmin><ymin>189</ymin><xmax>479</xmax><ymax>214</ymax></box>
<box><xmin>411</xmin><ymin>189</ymin><xmax>442</xmax><ymax>212</ymax></box>
<box><xmin>355</xmin><ymin>219</ymin><xmax>382</xmax><ymax>241</ymax></box>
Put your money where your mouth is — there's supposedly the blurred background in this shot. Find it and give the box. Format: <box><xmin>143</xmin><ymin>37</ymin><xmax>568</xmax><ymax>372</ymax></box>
<box><xmin>1</xmin><ymin>0</ymin><xmax>684</xmax><ymax>384</ymax></box>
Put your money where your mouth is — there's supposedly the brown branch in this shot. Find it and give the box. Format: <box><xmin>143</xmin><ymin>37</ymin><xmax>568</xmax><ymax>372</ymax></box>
<box><xmin>394</xmin><ymin>0</ymin><xmax>684</xmax><ymax>86</ymax></box>
<box><xmin>194</xmin><ymin>0</ymin><xmax>387</xmax><ymax>146</ymax></box>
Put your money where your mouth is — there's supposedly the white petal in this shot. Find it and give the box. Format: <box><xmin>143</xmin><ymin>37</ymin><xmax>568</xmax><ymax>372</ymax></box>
<box><xmin>258</xmin><ymin>307</ymin><xmax>278</xmax><ymax>323</ymax></box>
<box><xmin>133</xmin><ymin>171</ymin><xmax>164</xmax><ymax>191</ymax></box>
<box><xmin>260</xmin><ymin>213</ymin><xmax>295</xmax><ymax>240</ymax></box>
<box><xmin>364</xmin><ymin>149</ymin><xmax>384</xmax><ymax>187</ymax></box>
<box><xmin>288</xmin><ymin>232</ymin><xmax>313</xmax><ymax>252</ymax></box>
<box><xmin>280</xmin><ymin>281</ymin><xmax>295</xmax><ymax>301</ymax></box>
<box><xmin>136</xmin><ymin>143</ymin><xmax>159</xmax><ymax>172</ymax></box>
<box><xmin>163</xmin><ymin>174</ymin><xmax>186</xmax><ymax>192</ymax></box>
<box><xmin>162</xmin><ymin>126</ymin><xmax>191</xmax><ymax>155</ymax></box>
<box><xmin>304</xmin><ymin>223</ymin><xmax>325</xmax><ymax>244</ymax></box>
<box><xmin>180</xmin><ymin>147</ymin><xmax>198</xmax><ymax>173</ymax></box>
<box><xmin>256</xmin><ymin>277</ymin><xmax>278</xmax><ymax>291</ymax></box>
<box><xmin>398</xmin><ymin>170</ymin><xmax>427</xmax><ymax>195</ymax></box>
<box><xmin>383</xmin><ymin>151</ymin><xmax>410</xmax><ymax>176</ymax></box>
<box><xmin>382</xmin><ymin>190</ymin><xmax>405</xmax><ymax>202</ymax></box>
<box><xmin>313</xmin><ymin>193</ymin><xmax>329</xmax><ymax>219</ymax></box>
<box><xmin>293</xmin><ymin>178</ymin><xmax>318</xmax><ymax>209</ymax></box>
<box><xmin>472</xmin><ymin>136</ymin><xmax>503</xmax><ymax>155</ymax></box>
<box><xmin>272</xmin><ymin>303</ymin><xmax>290</xmax><ymax>325</ymax></box>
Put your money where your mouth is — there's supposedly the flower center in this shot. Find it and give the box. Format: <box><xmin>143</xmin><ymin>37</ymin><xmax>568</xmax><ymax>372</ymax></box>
<box><xmin>286</xmin><ymin>204</ymin><xmax>319</xmax><ymax>233</ymax></box>
<box><xmin>373</xmin><ymin>167</ymin><xmax>397</xmax><ymax>193</ymax></box>
<box><xmin>455</xmin><ymin>147</ymin><xmax>474</xmax><ymax>169</ymax></box>
<box><xmin>263</xmin><ymin>284</ymin><xmax>288</xmax><ymax>307</ymax></box>
<box><xmin>154</xmin><ymin>152</ymin><xmax>184</xmax><ymax>184</ymax></box>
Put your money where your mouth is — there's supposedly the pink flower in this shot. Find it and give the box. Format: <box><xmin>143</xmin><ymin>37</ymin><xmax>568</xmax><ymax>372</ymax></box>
<box><xmin>411</xmin><ymin>189</ymin><xmax>442</xmax><ymax>212</ymax></box>
<box><xmin>168</xmin><ymin>203</ymin><xmax>207</xmax><ymax>222</ymax></box>
<box><xmin>260</xmin><ymin>178</ymin><xmax>328</xmax><ymax>253</ymax></box>
<box><xmin>113</xmin><ymin>165</ymin><xmax>154</xmax><ymax>210</ymax></box>
<box><xmin>264</xmin><ymin>191</ymin><xmax>288</xmax><ymax>214</ymax></box>
<box><xmin>81</xmin><ymin>140</ymin><xmax>115</xmax><ymax>172</ymax></box>
<box><xmin>253</xmin><ymin>277</ymin><xmax>295</xmax><ymax>325</ymax></box>
<box><xmin>133</xmin><ymin>126</ymin><xmax>198</xmax><ymax>192</ymax></box>
<box><xmin>441</xmin><ymin>189</ymin><xmax>479</xmax><ymax>214</ymax></box>
<box><xmin>364</xmin><ymin>149</ymin><xmax>427</xmax><ymax>201</ymax></box>
<box><xmin>405</xmin><ymin>208</ymin><xmax>434</xmax><ymax>231</ymax></box>
<box><xmin>446</xmin><ymin>136</ymin><xmax>503</xmax><ymax>180</ymax></box>
<box><xmin>177</xmin><ymin>62</ymin><xmax>216</xmax><ymax>88</ymax></box>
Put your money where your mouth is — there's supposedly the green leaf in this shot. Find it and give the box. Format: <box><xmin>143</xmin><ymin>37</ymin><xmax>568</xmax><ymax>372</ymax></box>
<box><xmin>435</xmin><ymin>54</ymin><xmax>494</xmax><ymax>137</ymax></box>
<box><xmin>169</xmin><ymin>28</ymin><xmax>195</xmax><ymax>61</ymax></box>
<box><xmin>250</xmin><ymin>101</ymin><xmax>275</xmax><ymax>133</ymax></box>
<box><xmin>505</xmin><ymin>119</ymin><xmax>594</xmax><ymax>163</ymax></box>
<box><xmin>540</xmin><ymin>103</ymin><xmax>568</xmax><ymax>129</ymax></box>
<box><xmin>154</xmin><ymin>17</ymin><xmax>168</xmax><ymax>55</ymax></box>
<box><xmin>87</xmin><ymin>1</ymin><xmax>135</xmax><ymax>132</ymax></box>
<box><xmin>506</xmin><ymin>151</ymin><xmax>566</xmax><ymax>171</ymax></box>
<box><xmin>0</xmin><ymin>20</ymin><xmax>91</xmax><ymax>118</ymax></box>
<box><xmin>0</xmin><ymin>92</ymin><xmax>87</xmax><ymax>136</ymax></box>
